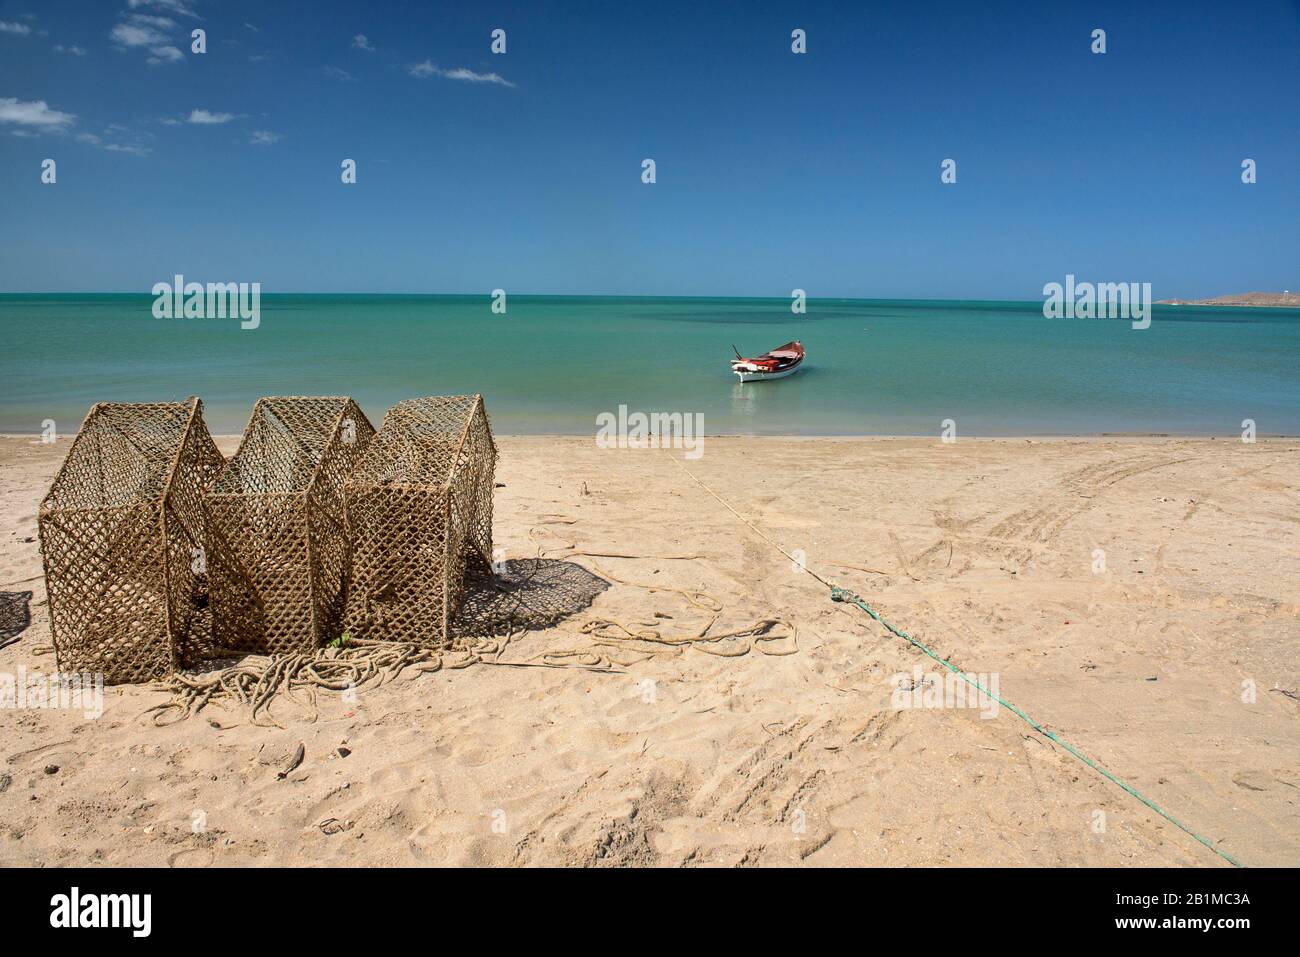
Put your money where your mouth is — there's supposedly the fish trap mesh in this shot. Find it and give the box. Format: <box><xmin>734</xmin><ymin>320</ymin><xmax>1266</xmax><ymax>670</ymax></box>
<box><xmin>344</xmin><ymin>395</ymin><xmax>497</xmax><ymax>647</ymax></box>
<box><xmin>205</xmin><ymin>397</ymin><xmax>375</xmax><ymax>655</ymax></box>
<box><xmin>38</xmin><ymin>399</ymin><xmax>225</xmax><ymax>684</ymax></box>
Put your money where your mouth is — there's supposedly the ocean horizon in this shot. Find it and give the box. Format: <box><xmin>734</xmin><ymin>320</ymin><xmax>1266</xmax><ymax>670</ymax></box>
<box><xmin>3</xmin><ymin>293</ymin><xmax>1298</xmax><ymax>437</ymax></box>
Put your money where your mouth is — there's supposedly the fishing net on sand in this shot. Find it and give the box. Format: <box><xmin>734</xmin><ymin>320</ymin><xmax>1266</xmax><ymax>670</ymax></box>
<box><xmin>344</xmin><ymin>394</ymin><xmax>497</xmax><ymax>647</ymax></box>
<box><xmin>204</xmin><ymin>397</ymin><xmax>375</xmax><ymax>656</ymax></box>
<box><xmin>38</xmin><ymin>399</ymin><xmax>224</xmax><ymax>684</ymax></box>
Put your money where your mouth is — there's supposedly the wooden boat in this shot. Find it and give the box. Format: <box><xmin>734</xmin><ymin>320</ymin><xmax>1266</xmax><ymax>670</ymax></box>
<box><xmin>730</xmin><ymin>340</ymin><xmax>805</xmax><ymax>382</ymax></box>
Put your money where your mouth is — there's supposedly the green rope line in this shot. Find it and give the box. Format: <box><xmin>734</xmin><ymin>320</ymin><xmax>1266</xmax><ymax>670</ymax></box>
<box><xmin>662</xmin><ymin>450</ymin><xmax>1242</xmax><ymax>868</ymax></box>
<box><xmin>829</xmin><ymin>586</ymin><xmax>1243</xmax><ymax>868</ymax></box>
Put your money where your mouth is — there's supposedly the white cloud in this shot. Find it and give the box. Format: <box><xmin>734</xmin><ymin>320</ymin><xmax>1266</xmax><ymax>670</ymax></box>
<box><xmin>127</xmin><ymin>0</ymin><xmax>199</xmax><ymax>17</ymax></box>
<box><xmin>409</xmin><ymin>61</ymin><xmax>514</xmax><ymax>87</ymax></box>
<box><xmin>0</xmin><ymin>97</ymin><xmax>76</xmax><ymax>128</ymax></box>
<box><xmin>440</xmin><ymin>66</ymin><xmax>514</xmax><ymax>86</ymax></box>
<box><xmin>104</xmin><ymin>142</ymin><xmax>151</xmax><ymax>156</ymax></box>
<box><xmin>78</xmin><ymin>124</ymin><xmax>153</xmax><ymax>156</ymax></box>
<box><xmin>244</xmin><ymin>22</ymin><xmax>258</xmax><ymax>33</ymax></box>
<box><xmin>54</xmin><ymin>44</ymin><xmax>89</xmax><ymax>55</ymax></box>
<box><xmin>323</xmin><ymin>65</ymin><xmax>353</xmax><ymax>81</ymax></box>
<box><xmin>188</xmin><ymin>108</ymin><xmax>234</xmax><ymax>124</ymax></box>
<box><xmin>0</xmin><ymin>20</ymin><xmax>32</xmax><ymax>34</ymax></box>
<box><xmin>352</xmin><ymin>33</ymin><xmax>373</xmax><ymax>51</ymax></box>
<box><xmin>147</xmin><ymin>45</ymin><xmax>183</xmax><ymax>64</ymax></box>
<box><xmin>127</xmin><ymin>13</ymin><xmax>177</xmax><ymax>29</ymax></box>
<box><xmin>111</xmin><ymin>21</ymin><xmax>168</xmax><ymax>47</ymax></box>
<box><xmin>112</xmin><ymin>12</ymin><xmax>188</xmax><ymax>64</ymax></box>
<box><xmin>250</xmin><ymin>130</ymin><xmax>281</xmax><ymax>145</ymax></box>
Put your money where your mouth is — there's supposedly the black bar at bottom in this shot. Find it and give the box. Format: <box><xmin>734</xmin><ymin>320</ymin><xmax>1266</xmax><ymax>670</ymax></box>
<box><xmin>0</xmin><ymin>866</ymin><xmax>1282</xmax><ymax>943</ymax></box>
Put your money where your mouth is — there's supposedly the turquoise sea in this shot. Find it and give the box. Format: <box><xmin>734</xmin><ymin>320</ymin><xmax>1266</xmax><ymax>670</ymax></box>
<box><xmin>2</xmin><ymin>294</ymin><xmax>1298</xmax><ymax>436</ymax></box>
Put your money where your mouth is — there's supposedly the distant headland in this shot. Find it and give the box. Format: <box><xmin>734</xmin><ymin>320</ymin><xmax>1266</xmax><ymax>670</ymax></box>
<box><xmin>1158</xmin><ymin>292</ymin><xmax>1299</xmax><ymax>307</ymax></box>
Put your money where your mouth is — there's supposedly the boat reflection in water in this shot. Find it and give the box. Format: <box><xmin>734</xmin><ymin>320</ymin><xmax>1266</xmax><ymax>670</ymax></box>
<box><xmin>731</xmin><ymin>380</ymin><xmax>757</xmax><ymax>418</ymax></box>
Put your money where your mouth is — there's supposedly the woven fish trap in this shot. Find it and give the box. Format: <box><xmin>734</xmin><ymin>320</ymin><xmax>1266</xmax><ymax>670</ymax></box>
<box><xmin>205</xmin><ymin>397</ymin><xmax>375</xmax><ymax>655</ymax></box>
<box><xmin>344</xmin><ymin>395</ymin><xmax>497</xmax><ymax>647</ymax></box>
<box><xmin>38</xmin><ymin>399</ymin><xmax>225</xmax><ymax>684</ymax></box>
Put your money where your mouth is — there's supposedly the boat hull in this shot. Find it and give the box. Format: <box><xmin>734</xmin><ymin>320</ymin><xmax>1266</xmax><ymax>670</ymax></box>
<box><xmin>730</xmin><ymin>339</ymin><xmax>804</xmax><ymax>382</ymax></box>
<box><xmin>733</xmin><ymin>364</ymin><xmax>801</xmax><ymax>382</ymax></box>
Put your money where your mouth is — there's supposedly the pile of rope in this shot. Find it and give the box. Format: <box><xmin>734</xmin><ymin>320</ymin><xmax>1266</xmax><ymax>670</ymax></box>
<box><xmin>144</xmin><ymin>510</ymin><xmax>802</xmax><ymax>724</ymax></box>
<box><xmin>142</xmin><ymin>637</ymin><xmax>482</xmax><ymax>728</ymax></box>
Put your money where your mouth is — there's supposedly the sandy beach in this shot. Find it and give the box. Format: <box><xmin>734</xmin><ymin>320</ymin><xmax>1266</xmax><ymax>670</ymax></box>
<box><xmin>1</xmin><ymin>434</ymin><xmax>1296</xmax><ymax>867</ymax></box>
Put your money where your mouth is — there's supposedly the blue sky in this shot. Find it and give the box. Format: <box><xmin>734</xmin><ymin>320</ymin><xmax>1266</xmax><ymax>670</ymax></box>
<box><xmin>1</xmin><ymin>0</ymin><xmax>1297</xmax><ymax>298</ymax></box>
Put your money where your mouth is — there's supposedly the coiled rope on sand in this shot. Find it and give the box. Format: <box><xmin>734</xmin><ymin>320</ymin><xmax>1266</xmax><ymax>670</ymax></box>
<box><xmin>144</xmin><ymin>510</ymin><xmax>795</xmax><ymax>724</ymax></box>
<box><xmin>143</xmin><ymin>638</ymin><xmax>482</xmax><ymax>728</ymax></box>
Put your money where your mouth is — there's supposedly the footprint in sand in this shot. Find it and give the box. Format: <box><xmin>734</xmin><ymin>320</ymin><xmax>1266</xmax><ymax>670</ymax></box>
<box><xmin>1231</xmin><ymin>770</ymin><xmax>1271</xmax><ymax>792</ymax></box>
<box><xmin>168</xmin><ymin>847</ymin><xmax>214</xmax><ymax>868</ymax></box>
